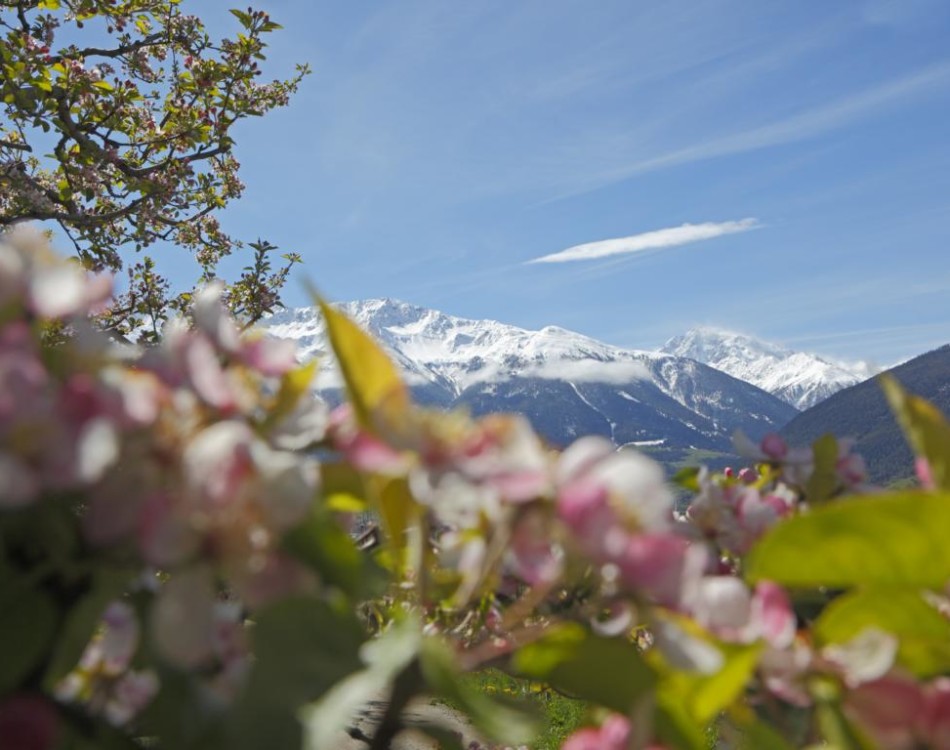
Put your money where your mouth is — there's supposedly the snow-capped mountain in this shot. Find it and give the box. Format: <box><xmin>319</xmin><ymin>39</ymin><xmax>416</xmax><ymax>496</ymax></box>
<box><xmin>660</xmin><ymin>327</ymin><xmax>877</xmax><ymax>410</ymax></box>
<box><xmin>264</xmin><ymin>300</ymin><xmax>797</xmax><ymax>456</ymax></box>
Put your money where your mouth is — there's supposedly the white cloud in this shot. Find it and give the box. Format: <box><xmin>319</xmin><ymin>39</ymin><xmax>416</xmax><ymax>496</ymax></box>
<box><xmin>528</xmin><ymin>219</ymin><xmax>760</xmax><ymax>265</ymax></box>
<box><xmin>523</xmin><ymin>358</ymin><xmax>651</xmax><ymax>384</ymax></box>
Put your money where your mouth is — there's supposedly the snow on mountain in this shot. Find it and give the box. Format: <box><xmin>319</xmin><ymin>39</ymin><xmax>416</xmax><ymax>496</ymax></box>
<box><xmin>267</xmin><ymin>298</ymin><xmax>652</xmax><ymax>393</ymax></box>
<box><xmin>660</xmin><ymin>327</ymin><xmax>877</xmax><ymax>410</ymax></box>
<box><xmin>264</xmin><ymin>300</ymin><xmax>797</xmax><ymax>454</ymax></box>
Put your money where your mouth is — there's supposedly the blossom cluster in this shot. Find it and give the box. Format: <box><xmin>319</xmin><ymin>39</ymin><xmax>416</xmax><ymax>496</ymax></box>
<box><xmin>1</xmin><ymin>231</ymin><xmax>948</xmax><ymax>750</ymax></box>
<box><xmin>0</xmin><ymin>229</ymin><xmax>324</xmax><ymax>738</ymax></box>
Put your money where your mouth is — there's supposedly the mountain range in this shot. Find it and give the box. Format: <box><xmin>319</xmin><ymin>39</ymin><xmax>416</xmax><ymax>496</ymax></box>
<box><xmin>264</xmin><ymin>300</ymin><xmax>797</xmax><ymax>460</ymax></box>
<box><xmin>264</xmin><ymin>300</ymin><xmax>947</xmax><ymax>482</ymax></box>
<box><xmin>661</xmin><ymin>327</ymin><xmax>876</xmax><ymax>410</ymax></box>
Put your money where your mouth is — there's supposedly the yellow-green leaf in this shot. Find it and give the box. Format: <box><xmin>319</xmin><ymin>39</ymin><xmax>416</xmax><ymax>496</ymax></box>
<box><xmin>747</xmin><ymin>491</ymin><xmax>950</xmax><ymax>589</ymax></box>
<box><xmin>314</xmin><ymin>295</ymin><xmax>408</xmax><ymax>431</ymax></box>
<box><xmin>266</xmin><ymin>359</ymin><xmax>317</xmax><ymax>427</ymax></box>
<box><xmin>881</xmin><ymin>374</ymin><xmax>950</xmax><ymax>491</ymax></box>
<box><xmin>678</xmin><ymin>643</ymin><xmax>762</xmax><ymax>723</ymax></box>
<box><xmin>806</xmin><ymin>433</ymin><xmax>839</xmax><ymax>503</ymax></box>
<box><xmin>368</xmin><ymin>475</ymin><xmax>419</xmax><ymax>575</ymax></box>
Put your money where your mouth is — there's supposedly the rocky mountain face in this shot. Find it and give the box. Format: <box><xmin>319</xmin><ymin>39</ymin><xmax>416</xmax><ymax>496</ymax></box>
<box><xmin>264</xmin><ymin>300</ymin><xmax>797</xmax><ymax>455</ymax></box>
<box><xmin>661</xmin><ymin>327</ymin><xmax>876</xmax><ymax>410</ymax></box>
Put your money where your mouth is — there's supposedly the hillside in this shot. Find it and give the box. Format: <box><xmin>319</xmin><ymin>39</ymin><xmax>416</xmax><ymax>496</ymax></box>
<box><xmin>781</xmin><ymin>345</ymin><xmax>950</xmax><ymax>485</ymax></box>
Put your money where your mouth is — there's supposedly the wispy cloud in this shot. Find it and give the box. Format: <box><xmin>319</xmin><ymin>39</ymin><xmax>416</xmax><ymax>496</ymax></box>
<box><xmin>527</xmin><ymin>218</ymin><xmax>760</xmax><ymax>265</ymax></box>
<box><xmin>543</xmin><ymin>59</ymin><xmax>950</xmax><ymax>203</ymax></box>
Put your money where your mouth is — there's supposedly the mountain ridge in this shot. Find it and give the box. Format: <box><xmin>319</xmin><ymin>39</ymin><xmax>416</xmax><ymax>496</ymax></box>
<box><xmin>263</xmin><ymin>300</ymin><xmax>797</xmax><ymax>456</ymax></box>
<box><xmin>661</xmin><ymin>326</ymin><xmax>877</xmax><ymax>410</ymax></box>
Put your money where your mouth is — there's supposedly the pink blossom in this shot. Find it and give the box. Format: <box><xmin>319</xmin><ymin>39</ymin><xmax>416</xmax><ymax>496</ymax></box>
<box><xmin>919</xmin><ymin>678</ymin><xmax>950</xmax><ymax>750</ymax></box>
<box><xmin>151</xmin><ymin>566</ymin><xmax>217</xmax><ymax>669</ymax></box>
<box><xmin>182</xmin><ymin>421</ymin><xmax>256</xmax><ymax>508</ymax></box>
<box><xmin>556</xmin><ymin>478</ymin><xmax>615</xmax><ymax>558</ymax></box>
<box><xmin>823</xmin><ymin>629</ymin><xmax>898</xmax><ymax>688</ymax></box>
<box><xmin>557</xmin><ymin>437</ymin><xmax>673</xmax><ymax>537</ymax></box>
<box><xmin>917</xmin><ymin>457</ymin><xmax>936</xmax><ymax>490</ymax></box>
<box><xmin>749</xmin><ymin>581</ymin><xmax>796</xmax><ymax>649</ymax></box>
<box><xmin>238</xmin><ymin>334</ymin><xmax>297</xmax><ymax>376</ymax></box>
<box><xmin>445</xmin><ymin>414</ymin><xmax>550</xmax><ymax>504</ymax></box>
<box><xmin>761</xmin><ymin>433</ymin><xmax>788</xmax><ymax>460</ymax></box>
<box><xmin>191</xmin><ymin>281</ymin><xmax>241</xmax><ymax>353</ymax></box>
<box><xmin>231</xmin><ymin>552</ymin><xmax>318</xmax><ymax>609</ymax></box>
<box><xmin>562</xmin><ymin>714</ymin><xmax>632</xmax><ymax>750</ymax></box>
<box><xmin>845</xmin><ymin>674</ymin><xmax>922</xmax><ymax>749</ymax></box>
<box><xmin>268</xmin><ymin>394</ymin><xmax>328</xmax><ymax>451</ymax></box>
<box><xmin>97</xmin><ymin>602</ymin><xmax>140</xmax><ymax>674</ymax></box>
<box><xmin>685</xmin><ymin>577</ymin><xmax>795</xmax><ymax>650</ymax></box>
<box><xmin>137</xmin><ymin>491</ymin><xmax>200</xmax><ymax>567</ymax></box>
<box><xmin>759</xmin><ymin>637</ymin><xmax>814</xmax><ymax>706</ymax></box>
<box><xmin>737</xmin><ymin>467</ymin><xmax>758</xmax><ymax>484</ymax></box>
<box><xmin>104</xmin><ymin>671</ymin><xmax>159</xmax><ymax>726</ymax></box>
<box><xmin>686</xmin><ymin>575</ymin><xmax>752</xmax><ymax>633</ymax></box>
<box><xmin>616</xmin><ymin>533</ymin><xmax>699</xmax><ymax>607</ymax></box>
<box><xmin>507</xmin><ymin>508</ymin><xmax>563</xmax><ymax>585</ymax></box>
<box><xmin>183</xmin><ymin>334</ymin><xmax>238</xmax><ymax>411</ymax></box>
<box><xmin>331</xmin><ymin>421</ymin><xmax>409</xmax><ymax>476</ymax></box>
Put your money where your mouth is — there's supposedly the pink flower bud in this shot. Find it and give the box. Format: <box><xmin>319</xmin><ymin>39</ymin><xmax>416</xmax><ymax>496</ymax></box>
<box><xmin>917</xmin><ymin>457</ymin><xmax>936</xmax><ymax>490</ymax></box>
<box><xmin>737</xmin><ymin>467</ymin><xmax>758</xmax><ymax>484</ymax></box>
<box><xmin>760</xmin><ymin>433</ymin><xmax>788</xmax><ymax>461</ymax></box>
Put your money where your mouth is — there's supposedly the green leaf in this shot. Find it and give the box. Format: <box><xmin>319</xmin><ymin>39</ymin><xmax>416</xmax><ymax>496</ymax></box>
<box><xmin>672</xmin><ymin>466</ymin><xmax>701</xmax><ymax>492</ymax></box>
<box><xmin>881</xmin><ymin>374</ymin><xmax>950</xmax><ymax>491</ymax></box>
<box><xmin>282</xmin><ymin>509</ymin><xmax>384</xmax><ymax>598</ymax></box>
<box><xmin>230</xmin><ymin>597</ymin><xmax>365</xmax><ymax>750</ymax></box>
<box><xmin>815</xmin><ymin>588</ymin><xmax>950</xmax><ymax>677</ymax></box>
<box><xmin>816</xmin><ymin>699</ymin><xmax>876</xmax><ymax>750</ymax></box>
<box><xmin>43</xmin><ymin>569</ymin><xmax>133</xmax><ymax>689</ymax></box>
<box><xmin>0</xmin><ymin>583</ymin><xmax>58</xmax><ymax>692</ymax></box>
<box><xmin>314</xmin><ymin>295</ymin><xmax>408</xmax><ymax>432</ymax></box>
<box><xmin>654</xmin><ymin>693</ymin><xmax>707</xmax><ymax>750</ymax></box>
<box><xmin>746</xmin><ymin>491</ymin><xmax>950</xmax><ymax>589</ymax></box>
<box><xmin>661</xmin><ymin>642</ymin><xmax>763</xmax><ymax>724</ymax></box>
<box><xmin>806</xmin><ymin>433</ymin><xmax>839</xmax><ymax>503</ymax></box>
<box><xmin>732</xmin><ymin>714</ymin><xmax>797</xmax><ymax>750</ymax></box>
<box><xmin>512</xmin><ymin>623</ymin><xmax>655</xmax><ymax>713</ymax></box>
<box><xmin>420</xmin><ymin>638</ymin><xmax>539</xmax><ymax>745</ymax></box>
<box><xmin>301</xmin><ymin>617</ymin><xmax>421</xmax><ymax>750</ymax></box>
<box><xmin>139</xmin><ymin>666</ymin><xmax>229</xmax><ymax>750</ymax></box>
<box><xmin>229</xmin><ymin>9</ymin><xmax>253</xmax><ymax>29</ymax></box>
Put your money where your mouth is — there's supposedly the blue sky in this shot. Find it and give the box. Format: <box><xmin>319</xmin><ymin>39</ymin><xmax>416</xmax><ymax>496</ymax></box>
<box><xmin>200</xmin><ymin>0</ymin><xmax>950</xmax><ymax>365</ymax></box>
